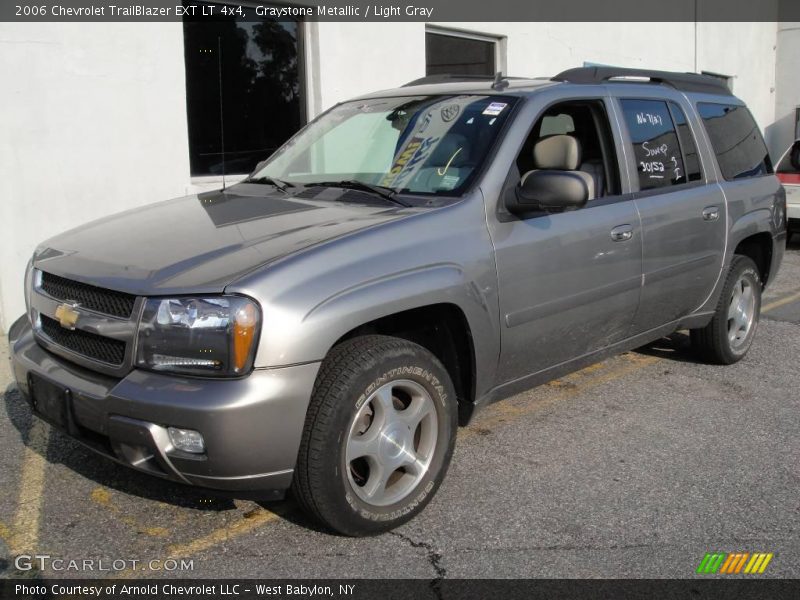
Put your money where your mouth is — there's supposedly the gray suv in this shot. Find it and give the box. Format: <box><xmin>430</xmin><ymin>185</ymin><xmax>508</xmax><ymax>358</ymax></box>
<box><xmin>9</xmin><ymin>67</ymin><xmax>787</xmax><ymax>535</ymax></box>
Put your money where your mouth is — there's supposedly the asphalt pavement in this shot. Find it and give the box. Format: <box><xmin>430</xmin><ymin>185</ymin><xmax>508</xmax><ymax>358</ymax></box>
<box><xmin>1</xmin><ymin>240</ymin><xmax>799</xmax><ymax>580</ymax></box>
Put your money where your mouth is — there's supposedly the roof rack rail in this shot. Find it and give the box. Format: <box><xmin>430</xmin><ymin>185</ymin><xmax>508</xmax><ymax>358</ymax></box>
<box><xmin>402</xmin><ymin>73</ymin><xmax>525</xmax><ymax>87</ymax></box>
<box><xmin>552</xmin><ymin>66</ymin><xmax>732</xmax><ymax>96</ymax></box>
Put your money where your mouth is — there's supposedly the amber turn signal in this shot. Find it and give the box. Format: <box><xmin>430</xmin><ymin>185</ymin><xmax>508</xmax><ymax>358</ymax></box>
<box><xmin>233</xmin><ymin>302</ymin><xmax>258</xmax><ymax>373</ymax></box>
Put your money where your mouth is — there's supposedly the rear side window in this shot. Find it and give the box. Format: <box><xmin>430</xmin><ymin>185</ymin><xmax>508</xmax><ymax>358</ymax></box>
<box><xmin>697</xmin><ymin>102</ymin><xmax>772</xmax><ymax>180</ymax></box>
<box><xmin>620</xmin><ymin>99</ymin><xmax>686</xmax><ymax>191</ymax></box>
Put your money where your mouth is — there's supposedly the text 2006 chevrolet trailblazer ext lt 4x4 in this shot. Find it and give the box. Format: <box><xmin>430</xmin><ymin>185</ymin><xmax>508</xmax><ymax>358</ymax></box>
<box><xmin>9</xmin><ymin>67</ymin><xmax>787</xmax><ymax>535</ymax></box>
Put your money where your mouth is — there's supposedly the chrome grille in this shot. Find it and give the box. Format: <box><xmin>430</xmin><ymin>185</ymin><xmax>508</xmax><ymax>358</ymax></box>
<box><xmin>40</xmin><ymin>315</ymin><xmax>126</xmax><ymax>366</ymax></box>
<box><xmin>40</xmin><ymin>271</ymin><xmax>136</xmax><ymax>319</ymax></box>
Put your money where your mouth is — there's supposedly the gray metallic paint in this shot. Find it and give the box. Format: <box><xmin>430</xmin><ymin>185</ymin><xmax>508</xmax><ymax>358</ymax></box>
<box><xmin>11</xmin><ymin>318</ymin><xmax>317</xmax><ymax>490</ymax></box>
<box><xmin>31</xmin><ymin>187</ymin><xmax>417</xmax><ymax>296</ymax></box>
<box><xmin>10</xmin><ymin>78</ymin><xmax>786</xmax><ymax>494</ymax></box>
<box><xmin>228</xmin><ymin>190</ymin><xmax>502</xmax><ymax>401</ymax></box>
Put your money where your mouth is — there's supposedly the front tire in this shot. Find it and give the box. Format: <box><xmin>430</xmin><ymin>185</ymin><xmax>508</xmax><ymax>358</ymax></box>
<box><xmin>292</xmin><ymin>335</ymin><xmax>457</xmax><ymax>536</ymax></box>
<box><xmin>691</xmin><ymin>255</ymin><xmax>761</xmax><ymax>365</ymax></box>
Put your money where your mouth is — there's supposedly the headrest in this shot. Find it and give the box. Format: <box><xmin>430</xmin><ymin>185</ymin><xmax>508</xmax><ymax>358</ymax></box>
<box><xmin>430</xmin><ymin>134</ymin><xmax>471</xmax><ymax>167</ymax></box>
<box><xmin>533</xmin><ymin>135</ymin><xmax>581</xmax><ymax>170</ymax></box>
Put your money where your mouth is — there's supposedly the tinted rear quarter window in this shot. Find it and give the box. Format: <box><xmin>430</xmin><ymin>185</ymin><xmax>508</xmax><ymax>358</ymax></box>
<box><xmin>697</xmin><ymin>103</ymin><xmax>772</xmax><ymax>180</ymax></box>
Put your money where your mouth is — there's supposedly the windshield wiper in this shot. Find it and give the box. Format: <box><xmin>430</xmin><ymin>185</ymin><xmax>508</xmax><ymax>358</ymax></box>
<box><xmin>245</xmin><ymin>176</ymin><xmax>293</xmax><ymax>193</ymax></box>
<box><xmin>308</xmin><ymin>180</ymin><xmax>411</xmax><ymax>207</ymax></box>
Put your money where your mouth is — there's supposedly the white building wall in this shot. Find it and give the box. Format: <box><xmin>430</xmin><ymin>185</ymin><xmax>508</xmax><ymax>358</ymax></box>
<box><xmin>0</xmin><ymin>20</ymin><xmax>787</xmax><ymax>332</ymax></box>
<box><xmin>697</xmin><ymin>22</ymin><xmax>778</xmax><ymax>147</ymax></box>
<box><xmin>307</xmin><ymin>21</ymin><xmax>425</xmax><ymax>113</ymax></box>
<box><xmin>0</xmin><ymin>23</ymin><xmax>191</xmax><ymax>332</ymax></box>
<box><xmin>424</xmin><ymin>22</ymin><xmax>778</xmax><ymax>133</ymax></box>
<box><xmin>774</xmin><ymin>22</ymin><xmax>800</xmax><ymax>157</ymax></box>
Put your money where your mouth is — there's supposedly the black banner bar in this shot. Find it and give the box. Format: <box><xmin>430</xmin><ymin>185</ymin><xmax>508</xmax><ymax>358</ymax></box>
<box><xmin>2</xmin><ymin>0</ymin><xmax>800</xmax><ymax>23</ymax></box>
<box><xmin>3</xmin><ymin>579</ymin><xmax>800</xmax><ymax>600</ymax></box>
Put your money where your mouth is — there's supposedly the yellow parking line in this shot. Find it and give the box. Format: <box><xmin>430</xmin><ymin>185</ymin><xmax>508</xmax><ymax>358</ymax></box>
<box><xmin>111</xmin><ymin>354</ymin><xmax>654</xmax><ymax>576</ymax></box>
<box><xmin>762</xmin><ymin>289</ymin><xmax>800</xmax><ymax>313</ymax></box>
<box><xmin>464</xmin><ymin>353</ymin><xmax>661</xmax><ymax>438</ymax></box>
<box><xmin>0</xmin><ymin>519</ymin><xmax>10</xmax><ymax>541</ymax></box>
<box><xmin>113</xmin><ymin>505</ymin><xmax>279</xmax><ymax>579</ymax></box>
<box><xmin>89</xmin><ymin>486</ymin><xmax>170</xmax><ymax>538</ymax></box>
<box><xmin>166</xmin><ymin>506</ymin><xmax>279</xmax><ymax>558</ymax></box>
<box><xmin>8</xmin><ymin>419</ymin><xmax>49</xmax><ymax>556</ymax></box>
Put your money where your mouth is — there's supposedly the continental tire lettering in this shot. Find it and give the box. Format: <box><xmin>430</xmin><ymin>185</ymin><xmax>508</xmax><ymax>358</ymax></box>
<box><xmin>347</xmin><ymin>480</ymin><xmax>435</xmax><ymax>522</ymax></box>
<box><xmin>346</xmin><ymin>365</ymin><xmax>446</xmax><ymax>522</ymax></box>
<box><xmin>355</xmin><ymin>366</ymin><xmax>448</xmax><ymax>411</ymax></box>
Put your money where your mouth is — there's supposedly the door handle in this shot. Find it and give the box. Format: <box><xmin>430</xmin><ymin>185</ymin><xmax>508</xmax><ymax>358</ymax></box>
<box><xmin>610</xmin><ymin>224</ymin><xmax>633</xmax><ymax>242</ymax></box>
<box><xmin>702</xmin><ymin>206</ymin><xmax>720</xmax><ymax>221</ymax></box>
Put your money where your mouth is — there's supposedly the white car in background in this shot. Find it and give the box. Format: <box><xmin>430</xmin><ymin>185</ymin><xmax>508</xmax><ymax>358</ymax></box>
<box><xmin>777</xmin><ymin>139</ymin><xmax>800</xmax><ymax>241</ymax></box>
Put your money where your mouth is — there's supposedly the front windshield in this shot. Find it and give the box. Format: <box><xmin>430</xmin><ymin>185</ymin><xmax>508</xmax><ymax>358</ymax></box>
<box><xmin>250</xmin><ymin>94</ymin><xmax>518</xmax><ymax>195</ymax></box>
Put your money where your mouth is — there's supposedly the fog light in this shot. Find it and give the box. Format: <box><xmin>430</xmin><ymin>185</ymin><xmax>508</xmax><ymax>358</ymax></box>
<box><xmin>168</xmin><ymin>427</ymin><xmax>205</xmax><ymax>454</ymax></box>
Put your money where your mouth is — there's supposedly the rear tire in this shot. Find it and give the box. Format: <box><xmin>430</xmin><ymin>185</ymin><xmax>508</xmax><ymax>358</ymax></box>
<box><xmin>292</xmin><ymin>335</ymin><xmax>457</xmax><ymax>536</ymax></box>
<box><xmin>690</xmin><ymin>255</ymin><xmax>761</xmax><ymax>365</ymax></box>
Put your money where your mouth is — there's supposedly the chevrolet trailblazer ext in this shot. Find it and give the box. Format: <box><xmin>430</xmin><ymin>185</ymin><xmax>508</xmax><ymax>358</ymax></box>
<box><xmin>10</xmin><ymin>67</ymin><xmax>786</xmax><ymax>535</ymax></box>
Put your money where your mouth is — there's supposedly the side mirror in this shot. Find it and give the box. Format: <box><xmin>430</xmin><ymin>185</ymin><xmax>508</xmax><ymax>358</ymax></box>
<box><xmin>251</xmin><ymin>159</ymin><xmax>269</xmax><ymax>175</ymax></box>
<box><xmin>507</xmin><ymin>171</ymin><xmax>589</xmax><ymax>214</ymax></box>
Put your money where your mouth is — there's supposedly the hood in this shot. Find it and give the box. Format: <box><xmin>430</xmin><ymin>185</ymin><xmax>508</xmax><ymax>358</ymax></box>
<box><xmin>33</xmin><ymin>184</ymin><xmax>413</xmax><ymax>296</ymax></box>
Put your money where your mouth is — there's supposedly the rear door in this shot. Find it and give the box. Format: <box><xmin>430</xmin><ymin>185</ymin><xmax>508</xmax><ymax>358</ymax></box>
<box><xmin>613</xmin><ymin>93</ymin><xmax>727</xmax><ymax>333</ymax></box>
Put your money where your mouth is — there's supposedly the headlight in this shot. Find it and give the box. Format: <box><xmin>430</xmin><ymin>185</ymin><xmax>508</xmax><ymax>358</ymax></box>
<box><xmin>135</xmin><ymin>296</ymin><xmax>260</xmax><ymax>377</ymax></box>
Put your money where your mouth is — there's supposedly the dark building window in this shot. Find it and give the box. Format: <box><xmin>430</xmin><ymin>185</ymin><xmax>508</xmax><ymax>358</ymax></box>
<box><xmin>425</xmin><ymin>32</ymin><xmax>495</xmax><ymax>77</ymax></box>
<box><xmin>182</xmin><ymin>2</ymin><xmax>304</xmax><ymax>177</ymax></box>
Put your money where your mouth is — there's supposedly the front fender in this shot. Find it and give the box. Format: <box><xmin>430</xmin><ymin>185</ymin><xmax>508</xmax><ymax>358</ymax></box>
<box><xmin>255</xmin><ymin>265</ymin><xmax>498</xmax><ymax>400</ymax></box>
<box><xmin>227</xmin><ymin>195</ymin><xmax>501</xmax><ymax>401</ymax></box>
<box><xmin>301</xmin><ymin>262</ymin><xmax>494</xmax><ymax>356</ymax></box>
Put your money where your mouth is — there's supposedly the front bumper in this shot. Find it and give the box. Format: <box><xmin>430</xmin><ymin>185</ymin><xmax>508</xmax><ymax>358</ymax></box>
<box><xmin>9</xmin><ymin>315</ymin><xmax>319</xmax><ymax>497</ymax></box>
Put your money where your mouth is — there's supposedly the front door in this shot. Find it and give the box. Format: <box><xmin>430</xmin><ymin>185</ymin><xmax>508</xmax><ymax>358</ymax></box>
<box><xmin>488</xmin><ymin>98</ymin><xmax>643</xmax><ymax>384</ymax></box>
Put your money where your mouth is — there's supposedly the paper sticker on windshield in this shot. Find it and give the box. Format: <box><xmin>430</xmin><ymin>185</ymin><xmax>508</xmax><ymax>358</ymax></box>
<box><xmin>482</xmin><ymin>102</ymin><xmax>507</xmax><ymax>116</ymax></box>
<box><xmin>439</xmin><ymin>175</ymin><xmax>460</xmax><ymax>190</ymax></box>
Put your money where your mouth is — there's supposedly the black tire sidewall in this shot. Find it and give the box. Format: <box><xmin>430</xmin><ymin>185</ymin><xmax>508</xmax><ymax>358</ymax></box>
<box><xmin>313</xmin><ymin>340</ymin><xmax>456</xmax><ymax>535</ymax></box>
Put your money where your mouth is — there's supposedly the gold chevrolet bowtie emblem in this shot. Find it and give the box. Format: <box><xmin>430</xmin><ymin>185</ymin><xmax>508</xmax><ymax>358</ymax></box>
<box><xmin>54</xmin><ymin>303</ymin><xmax>80</xmax><ymax>329</ymax></box>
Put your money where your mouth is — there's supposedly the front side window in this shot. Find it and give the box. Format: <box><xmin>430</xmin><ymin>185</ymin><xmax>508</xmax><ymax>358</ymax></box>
<box><xmin>252</xmin><ymin>95</ymin><xmax>518</xmax><ymax>196</ymax></box>
<box><xmin>697</xmin><ymin>102</ymin><xmax>772</xmax><ymax>181</ymax></box>
<box><xmin>620</xmin><ymin>99</ymin><xmax>685</xmax><ymax>191</ymax></box>
<box><xmin>182</xmin><ymin>2</ymin><xmax>304</xmax><ymax>177</ymax></box>
<box><xmin>514</xmin><ymin>99</ymin><xmax>620</xmax><ymax>200</ymax></box>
